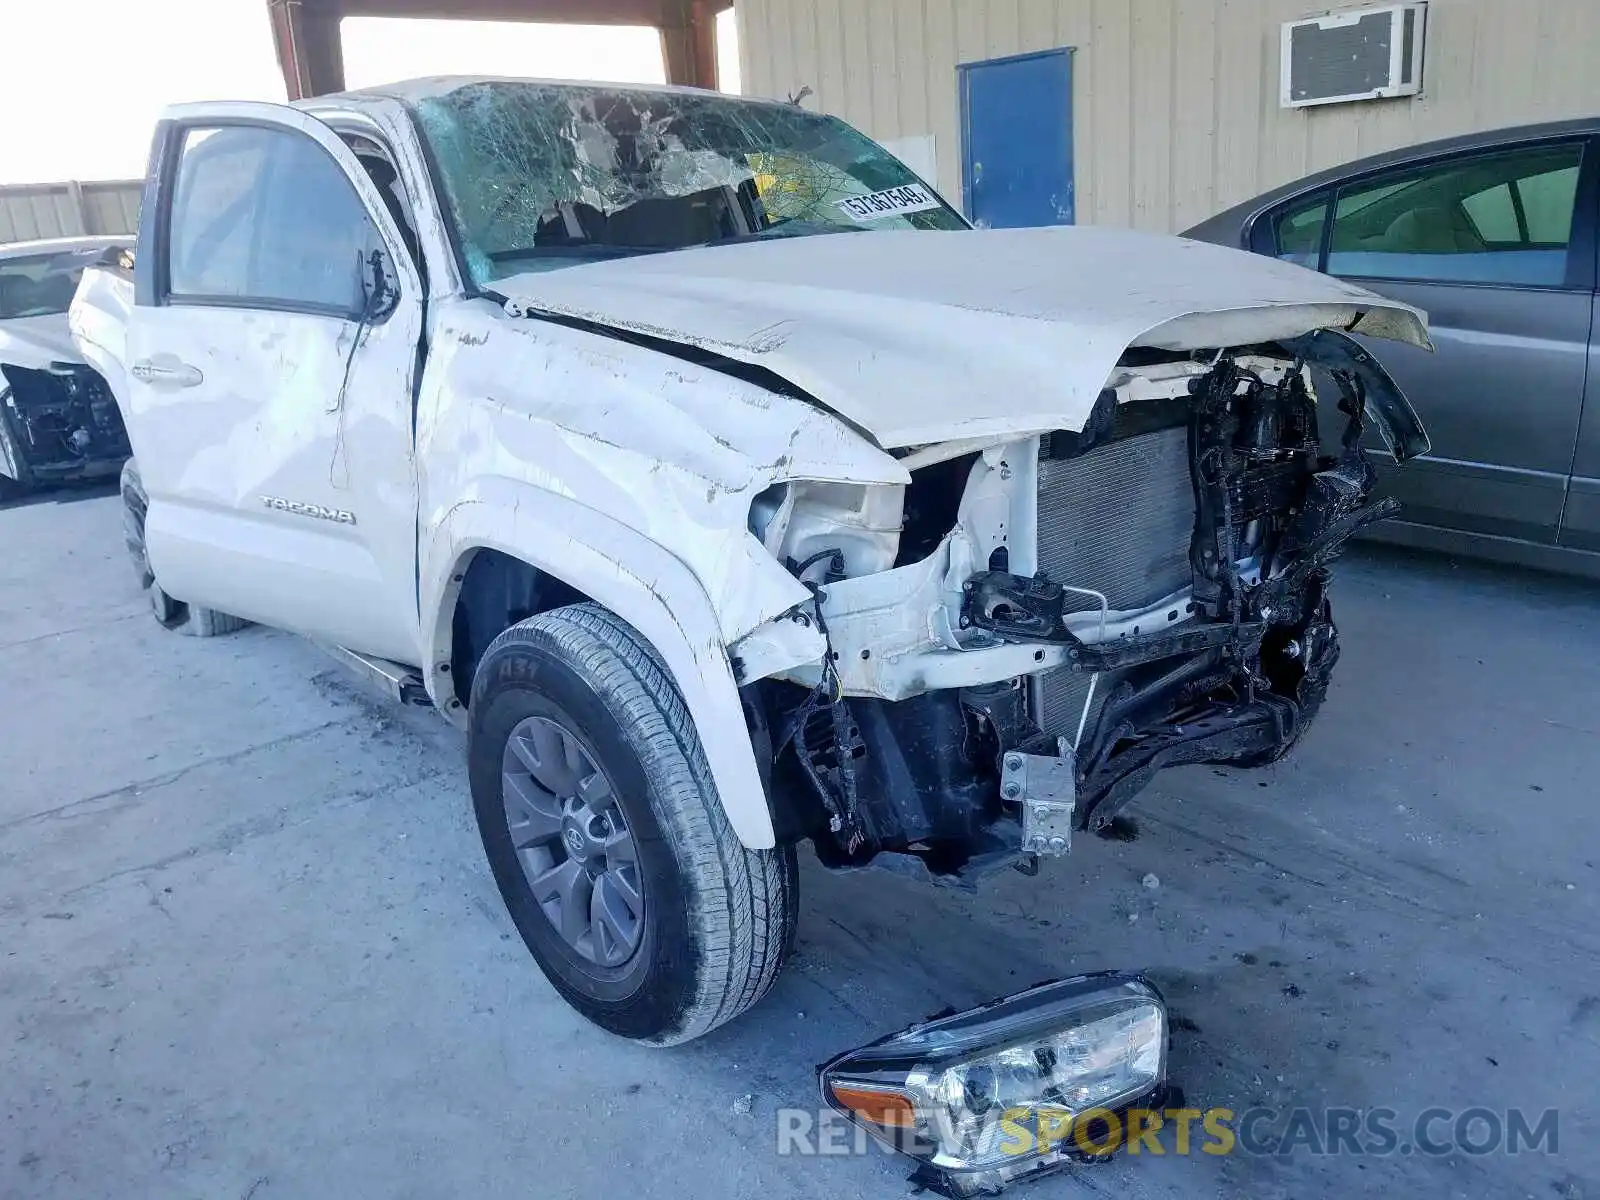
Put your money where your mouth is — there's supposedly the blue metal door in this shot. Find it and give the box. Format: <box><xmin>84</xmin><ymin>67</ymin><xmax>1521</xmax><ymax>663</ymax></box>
<box><xmin>960</xmin><ymin>49</ymin><xmax>1075</xmax><ymax>228</ymax></box>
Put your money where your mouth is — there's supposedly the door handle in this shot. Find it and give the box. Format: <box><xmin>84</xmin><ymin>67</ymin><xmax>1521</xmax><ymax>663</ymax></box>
<box><xmin>131</xmin><ymin>358</ymin><xmax>203</xmax><ymax>388</ymax></box>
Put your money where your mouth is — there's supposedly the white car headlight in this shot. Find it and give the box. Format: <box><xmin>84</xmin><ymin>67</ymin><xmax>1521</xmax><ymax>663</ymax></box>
<box><xmin>820</xmin><ymin>973</ymin><xmax>1167</xmax><ymax>1190</ymax></box>
<box><xmin>749</xmin><ymin>479</ymin><xmax>905</xmax><ymax>579</ymax></box>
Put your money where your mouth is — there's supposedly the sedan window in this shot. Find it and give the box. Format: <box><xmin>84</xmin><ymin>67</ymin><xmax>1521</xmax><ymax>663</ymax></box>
<box><xmin>1324</xmin><ymin>144</ymin><xmax>1583</xmax><ymax>287</ymax></box>
<box><xmin>1460</xmin><ymin>181</ymin><xmax>1518</xmax><ymax>241</ymax></box>
<box><xmin>1520</xmin><ymin>163</ymin><xmax>1582</xmax><ymax>242</ymax></box>
<box><xmin>1270</xmin><ymin>196</ymin><xmax>1329</xmax><ymax>267</ymax></box>
<box><xmin>0</xmin><ymin>249</ymin><xmax>99</xmax><ymax>319</ymax></box>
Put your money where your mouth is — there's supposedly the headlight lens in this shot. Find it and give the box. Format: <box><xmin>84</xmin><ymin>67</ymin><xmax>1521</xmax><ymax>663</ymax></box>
<box><xmin>820</xmin><ymin>973</ymin><xmax>1166</xmax><ymax>1182</ymax></box>
<box><xmin>748</xmin><ymin>479</ymin><xmax>905</xmax><ymax>578</ymax></box>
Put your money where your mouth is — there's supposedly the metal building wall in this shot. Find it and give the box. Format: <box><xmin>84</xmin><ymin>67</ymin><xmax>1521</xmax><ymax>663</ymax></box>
<box><xmin>0</xmin><ymin>181</ymin><xmax>143</xmax><ymax>244</ymax></box>
<box><xmin>737</xmin><ymin>0</ymin><xmax>1600</xmax><ymax>232</ymax></box>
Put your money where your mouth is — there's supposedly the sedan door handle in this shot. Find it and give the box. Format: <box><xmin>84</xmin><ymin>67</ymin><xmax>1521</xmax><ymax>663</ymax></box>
<box><xmin>131</xmin><ymin>358</ymin><xmax>203</xmax><ymax>388</ymax></box>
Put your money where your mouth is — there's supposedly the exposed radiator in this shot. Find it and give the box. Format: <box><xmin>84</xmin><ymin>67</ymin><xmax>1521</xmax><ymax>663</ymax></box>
<box><xmin>1033</xmin><ymin>425</ymin><xmax>1196</xmax><ymax>740</ymax></box>
<box><xmin>1037</xmin><ymin>667</ymin><xmax>1120</xmax><ymax>749</ymax></box>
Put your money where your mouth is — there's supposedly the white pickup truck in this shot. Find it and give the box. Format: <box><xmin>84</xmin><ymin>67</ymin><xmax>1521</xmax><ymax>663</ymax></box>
<box><xmin>72</xmin><ymin>77</ymin><xmax>1430</xmax><ymax>1046</ymax></box>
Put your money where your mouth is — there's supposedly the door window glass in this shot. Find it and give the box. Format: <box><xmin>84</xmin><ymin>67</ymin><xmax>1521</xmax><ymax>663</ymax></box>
<box><xmin>167</xmin><ymin>124</ymin><xmax>381</xmax><ymax>313</ymax></box>
<box><xmin>1519</xmin><ymin>164</ymin><xmax>1580</xmax><ymax>242</ymax></box>
<box><xmin>1271</xmin><ymin>195</ymin><xmax>1329</xmax><ymax>267</ymax></box>
<box><xmin>168</xmin><ymin>129</ymin><xmax>262</xmax><ymax>298</ymax></box>
<box><xmin>1460</xmin><ymin>183</ymin><xmax>1518</xmax><ymax>241</ymax></box>
<box><xmin>1325</xmin><ymin>144</ymin><xmax>1583</xmax><ymax>286</ymax></box>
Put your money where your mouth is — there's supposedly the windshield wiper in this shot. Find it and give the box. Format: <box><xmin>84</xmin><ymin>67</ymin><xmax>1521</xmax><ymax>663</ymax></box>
<box><xmin>700</xmin><ymin>220</ymin><xmax>865</xmax><ymax>249</ymax></box>
<box><xmin>488</xmin><ymin>243</ymin><xmax>675</xmax><ymax>264</ymax></box>
<box><xmin>487</xmin><ymin>222</ymin><xmax>861</xmax><ymax>269</ymax></box>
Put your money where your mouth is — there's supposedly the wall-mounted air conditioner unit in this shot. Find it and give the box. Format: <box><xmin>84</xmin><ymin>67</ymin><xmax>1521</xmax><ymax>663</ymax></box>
<box><xmin>1281</xmin><ymin>3</ymin><xmax>1426</xmax><ymax>109</ymax></box>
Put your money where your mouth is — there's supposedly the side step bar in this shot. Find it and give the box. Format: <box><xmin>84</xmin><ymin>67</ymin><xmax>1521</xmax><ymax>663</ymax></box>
<box><xmin>319</xmin><ymin>644</ymin><xmax>433</xmax><ymax>707</ymax></box>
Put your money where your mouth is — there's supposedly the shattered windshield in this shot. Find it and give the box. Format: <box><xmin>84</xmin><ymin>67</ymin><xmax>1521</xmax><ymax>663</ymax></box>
<box><xmin>0</xmin><ymin>251</ymin><xmax>97</xmax><ymax>319</ymax></box>
<box><xmin>410</xmin><ymin>81</ymin><xmax>967</xmax><ymax>287</ymax></box>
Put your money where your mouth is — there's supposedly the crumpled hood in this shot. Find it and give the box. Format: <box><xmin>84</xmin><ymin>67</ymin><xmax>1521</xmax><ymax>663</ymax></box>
<box><xmin>0</xmin><ymin>313</ymin><xmax>84</xmax><ymax>374</ymax></box>
<box><xmin>492</xmin><ymin>225</ymin><xmax>1431</xmax><ymax>449</ymax></box>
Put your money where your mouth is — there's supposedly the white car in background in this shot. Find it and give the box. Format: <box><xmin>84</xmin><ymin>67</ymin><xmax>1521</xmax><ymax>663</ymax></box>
<box><xmin>0</xmin><ymin>236</ymin><xmax>133</xmax><ymax>496</ymax></box>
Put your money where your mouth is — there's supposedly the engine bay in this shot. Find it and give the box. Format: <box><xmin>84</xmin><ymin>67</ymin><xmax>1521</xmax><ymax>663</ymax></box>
<box><xmin>0</xmin><ymin>361</ymin><xmax>130</xmax><ymax>485</ymax></box>
<box><xmin>747</xmin><ymin>333</ymin><xmax>1426</xmax><ymax>878</ymax></box>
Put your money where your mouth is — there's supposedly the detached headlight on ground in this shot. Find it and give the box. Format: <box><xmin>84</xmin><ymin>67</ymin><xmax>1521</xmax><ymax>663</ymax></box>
<box><xmin>819</xmin><ymin>973</ymin><xmax>1167</xmax><ymax>1194</ymax></box>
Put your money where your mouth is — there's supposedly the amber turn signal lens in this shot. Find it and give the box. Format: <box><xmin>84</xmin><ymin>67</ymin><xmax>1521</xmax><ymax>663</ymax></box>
<box><xmin>827</xmin><ymin>1082</ymin><xmax>919</xmax><ymax>1129</ymax></box>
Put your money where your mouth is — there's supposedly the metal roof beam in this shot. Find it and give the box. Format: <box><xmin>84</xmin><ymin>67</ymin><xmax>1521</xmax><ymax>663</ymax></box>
<box><xmin>268</xmin><ymin>0</ymin><xmax>348</xmax><ymax>97</ymax></box>
<box><xmin>268</xmin><ymin>0</ymin><xmax>731</xmax><ymax>97</ymax></box>
<box><xmin>335</xmin><ymin>0</ymin><xmax>670</xmax><ymax>21</ymax></box>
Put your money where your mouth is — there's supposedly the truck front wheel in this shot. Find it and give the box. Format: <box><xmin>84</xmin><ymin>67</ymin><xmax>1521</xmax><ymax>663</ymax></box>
<box><xmin>467</xmin><ymin>603</ymin><xmax>797</xmax><ymax>1045</ymax></box>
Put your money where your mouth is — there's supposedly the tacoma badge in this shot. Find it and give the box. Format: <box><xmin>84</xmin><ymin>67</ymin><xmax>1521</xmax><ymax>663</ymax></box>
<box><xmin>260</xmin><ymin>496</ymin><xmax>356</xmax><ymax>525</ymax></box>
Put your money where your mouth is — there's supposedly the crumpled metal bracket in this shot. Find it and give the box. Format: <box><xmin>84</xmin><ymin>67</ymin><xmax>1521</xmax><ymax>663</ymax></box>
<box><xmin>1001</xmin><ymin>749</ymin><xmax>1077</xmax><ymax>856</ymax></box>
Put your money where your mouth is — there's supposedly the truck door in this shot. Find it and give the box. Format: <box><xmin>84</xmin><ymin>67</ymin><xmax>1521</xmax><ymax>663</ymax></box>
<box><xmin>123</xmin><ymin>102</ymin><xmax>426</xmax><ymax>663</ymax></box>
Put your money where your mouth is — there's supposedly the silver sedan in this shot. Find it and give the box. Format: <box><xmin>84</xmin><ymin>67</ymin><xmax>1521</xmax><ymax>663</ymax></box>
<box><xmin>1185</xmin><ymin>118</ymin><xmax>1600</xmax><ymax>579</ymax></box>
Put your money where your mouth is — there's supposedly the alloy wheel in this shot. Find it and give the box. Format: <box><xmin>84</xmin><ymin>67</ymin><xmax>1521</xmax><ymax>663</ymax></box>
<box><xmin>500</xmin><ymin>715</ymin><xmax>645</xmax><ymax>968</ymax></box>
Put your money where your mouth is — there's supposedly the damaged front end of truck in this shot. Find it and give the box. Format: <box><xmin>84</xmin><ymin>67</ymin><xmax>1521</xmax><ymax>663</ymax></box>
<box><xmin>736</xmin><ymin>329</ymin><xmax>1428</xmax><ymax>882</ymax></box>
<box><xmin>485</xmin><ymin>189</ymin><xmax>1432</xmax><ymax>884</ymax></box>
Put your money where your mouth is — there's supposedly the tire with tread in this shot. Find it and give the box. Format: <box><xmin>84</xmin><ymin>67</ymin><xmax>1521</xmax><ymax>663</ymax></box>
<box><xmin>468</xmin><ymin>602</ymin><xmax>797</xmax><ymax>1045</ymax></box>
<box><xmin>121</xmin><ymin>459</ymin><xmax>248</xmax><ymax>637</ymax></box>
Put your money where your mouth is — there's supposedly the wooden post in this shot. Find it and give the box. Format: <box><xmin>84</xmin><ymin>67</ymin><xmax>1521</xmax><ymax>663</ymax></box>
<box><xmin>659</xmin><ymin>0</ymin><xmax>723</xmax><ymax>89</ymax></box>
<box><xmin>267</xmin><ymin>0</ymin><xmax>346</xmax><ymax>99</ymax></box>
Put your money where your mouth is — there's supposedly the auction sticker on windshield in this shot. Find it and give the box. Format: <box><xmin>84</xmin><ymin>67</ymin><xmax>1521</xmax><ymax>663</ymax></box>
<box><xmin>836</xmin><ymin>183</ymin><xmax>942</xmax><ymax>221</ymax></box>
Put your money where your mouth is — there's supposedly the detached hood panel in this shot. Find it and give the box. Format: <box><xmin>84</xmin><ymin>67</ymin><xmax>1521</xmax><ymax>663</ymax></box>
<box><xmin>493</xmin><ymin>225</ymin><xmax>1431</xmax><ymax>449</ymax></box>
<box><xmin>0</xmin><ymin>313</ymin><xmax>84</xmax><ymax>373</ymax></box>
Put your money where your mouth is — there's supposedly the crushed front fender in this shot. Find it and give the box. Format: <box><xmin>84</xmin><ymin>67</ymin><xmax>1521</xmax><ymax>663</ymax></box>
<box><xmin>1284</xmin><ymin>327</ymin><xmax>1431</xmax><ymax>463</ymax></box>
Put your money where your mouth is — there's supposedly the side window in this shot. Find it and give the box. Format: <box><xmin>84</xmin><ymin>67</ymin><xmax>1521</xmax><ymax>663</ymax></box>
<box><xmin>1460</xmin><ymin>182</ymin><xmax>1518</xmax><ymax>241</ymax></box>
<box><xmin>168</xmin><ymin>129</ymin><xmax>264</xmax><ymax>298</ymax></box>
<box><xmin>1270</xmin><ymin>195</ymin><xmax>1329</xmax><ymax>267</ymax></box>
<box><xmin>167</xmin><ymin>124</ymin><xmax>382</xmax><ymax>314</ymax></box>
<box><xmin>1519</xmin><ymin>164</ymin><xmax>1581</xmax><ymax>242</ymax></box>
<box><xmin>1324</xmin><ymin>144</ymin><xmax>1584</xmax><ymax>287</ymax></box>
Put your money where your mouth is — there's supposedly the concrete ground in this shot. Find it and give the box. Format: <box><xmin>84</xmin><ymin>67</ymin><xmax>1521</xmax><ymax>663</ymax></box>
<box><xmin>2</xmin><ymin>485</ymin><xmax>1597</xmax><ymax>1200</ymax></box>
